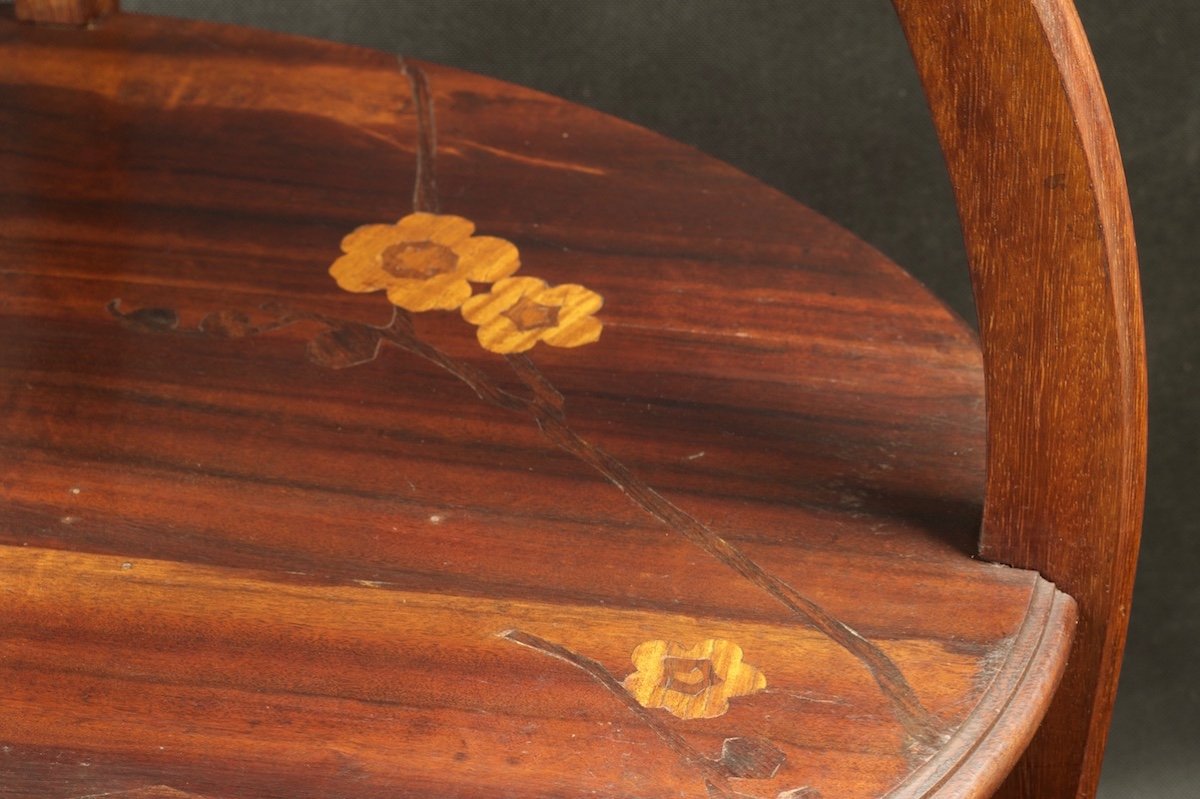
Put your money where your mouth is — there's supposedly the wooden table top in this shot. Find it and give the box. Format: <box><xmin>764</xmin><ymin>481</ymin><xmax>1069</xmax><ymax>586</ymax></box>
<box><xmin>0</xmin><ymin>10</ymin><xmax>1073</xmax><ymax>799</ymax></box>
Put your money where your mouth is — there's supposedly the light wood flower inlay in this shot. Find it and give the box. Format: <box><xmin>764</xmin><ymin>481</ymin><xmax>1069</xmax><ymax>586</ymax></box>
<box><xmin>330</xmin><ymin>213</ymin><xmax>603</xmax><ymax>354</ymax></box>
<box><xmin>461</xmin><ymin>276</ymin><xmax>603</xmax><ymax>354</ymax></box>
<box><xmin>330</xmin><ymin>212</ymin><xmax>519</xmax><ymax>312</ymax></box>
<box><xmin>623</xmin><ymin>639</ymin><xmax>767</xmax><ymax>720</ymax></box>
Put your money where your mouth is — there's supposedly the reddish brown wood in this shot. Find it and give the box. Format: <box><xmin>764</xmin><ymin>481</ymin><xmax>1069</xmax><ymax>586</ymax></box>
<box><xmin>892</xmin><ymin>1</ymin><xmax>1147</xmax><ymax>798</ymax></box>
<box><xmin>14</xmin><ymin>0</ymin><xmax>116</xmax><ymax>25</ymax></box>
<box><xmin>0</xmin><ymin>8</ymin><xmax>1087</xmax><ymax>799</ymax></box>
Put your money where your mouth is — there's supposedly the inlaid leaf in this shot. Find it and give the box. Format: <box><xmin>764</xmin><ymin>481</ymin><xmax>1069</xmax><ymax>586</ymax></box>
<box><xmin>306</xmin><ymin>324</ymin><xmax>382</xmax><ymax>369</ymax></box>
<box><xmin>200</xmin><ymin>309</ymin><xmax>256</xmax><ymax>338</ymax></box>
<box><xmin>718</xmin><ymin>736</ymin><xmax>787</xmax><ymax>779</ymax></box>
<box><xmin>107</xmin><ymin>300</ymin><xmax>178</xmax><ymax>333</ymax></box>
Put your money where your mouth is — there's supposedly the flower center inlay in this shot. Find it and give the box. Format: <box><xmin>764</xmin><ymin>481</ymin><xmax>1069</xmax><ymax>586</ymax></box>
<box><xmin>379</xmin><ymin>241</ymin><xmax>459</xmax><ymax>279</ymax></box>
<box><xmin>661</xmin><ymin>657</ymin><xmax>725</xmax><ymax>696</ymax></box>
<box><xmin>502</xmin><ymin>296</ymin><xmax>560</xmax><ymax>332</ymax></box>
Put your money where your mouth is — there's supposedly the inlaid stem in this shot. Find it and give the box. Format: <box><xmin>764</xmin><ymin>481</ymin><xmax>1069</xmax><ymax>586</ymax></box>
<box><xmin>500</xmin><ymin>629</ymin><xmax>732</xmax><ymax>784</ymax></box>
<box><xmin>400</xmin><ymin>58</ymin><xmax>439</xmax><ymax>215</ymax></box>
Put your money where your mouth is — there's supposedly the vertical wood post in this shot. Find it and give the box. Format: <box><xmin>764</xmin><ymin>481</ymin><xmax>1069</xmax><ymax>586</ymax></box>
<box><xmin>892</xmin><ymin>1</ymin><xmax>1147</xmax><ymax>797</ymax></box>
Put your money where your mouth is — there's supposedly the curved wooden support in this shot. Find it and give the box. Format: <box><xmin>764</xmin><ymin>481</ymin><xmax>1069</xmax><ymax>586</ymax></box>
<box><xmin>892</xmin><ymin>1</ymin><xmax>1147</xmax><ymax>797</ymax></box>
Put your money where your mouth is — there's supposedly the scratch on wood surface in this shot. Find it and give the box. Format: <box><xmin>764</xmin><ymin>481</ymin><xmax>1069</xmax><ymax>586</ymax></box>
<box><xmin>72</xmin><ymin>786</ymin><xmax>213</xmax><ymax>799</ymax></box>
<box><xmin>447</xmin><ymin>139</ymin><xmax>608</xmax><ymax>176</ymax></box>
<box><xmin>161</xmin><ymin>67</ymin><xmax>195</xmax><ymax>110</ymax></box>
<box><xmin>775</xmin><ymin>788</ymin><xmax>822</xmax><ymax>799</ymax></box>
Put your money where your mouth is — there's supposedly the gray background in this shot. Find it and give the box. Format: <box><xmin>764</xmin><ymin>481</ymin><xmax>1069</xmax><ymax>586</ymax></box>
<box><xmin>107</xmin><ymin>1</ymin><xmax>1200</xmax><ymax>796</ymax></box>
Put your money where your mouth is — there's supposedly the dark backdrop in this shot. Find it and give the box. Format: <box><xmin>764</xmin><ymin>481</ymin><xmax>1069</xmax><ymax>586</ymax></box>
<box><xmin>117</xmin><ymin>2</ymin><xmax>1200</xmax><ymax>796</ymax></box>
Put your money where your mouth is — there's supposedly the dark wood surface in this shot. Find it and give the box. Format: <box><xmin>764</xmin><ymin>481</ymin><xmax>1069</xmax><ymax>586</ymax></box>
<box><xmin>1</xmin><ymin>10</ymin><xmax>1079</xmax><ymax>799</ymax></box>
<box><xmin>894</xmin><ymin>2</ymin><xmax>1147</xmax><ymax>797</ymax></box>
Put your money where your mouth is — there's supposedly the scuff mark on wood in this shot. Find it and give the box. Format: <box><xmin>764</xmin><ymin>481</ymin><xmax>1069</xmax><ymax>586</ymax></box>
<box><xmin>449</xmin><ymin>138</ymin><xmax>608</xmax><ymax>176</ymax></box>
<box><xmin>71</xmin><ymin>786</ymin><xmax>215</xmax><ymax>799</ymax></box>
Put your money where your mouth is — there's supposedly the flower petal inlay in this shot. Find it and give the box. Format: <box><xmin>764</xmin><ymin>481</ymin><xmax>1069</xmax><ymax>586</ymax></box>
<box><xmin>622</xmin><ymin>639</ymin><xmax>766</xmax><ymax>720</ymax></box>
<box><xmin>329</xmin><ymin>212</ymin><xmax>520</xmax><ymax>312</ymax></box>
<box><xmin>461</xmin><ymin>276</ymin><xmax>603</xmax><ymax>354</ymax></box>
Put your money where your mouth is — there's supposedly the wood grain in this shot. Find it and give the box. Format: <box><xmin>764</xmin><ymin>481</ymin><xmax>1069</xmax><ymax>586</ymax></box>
<box><xmin>893</xmin><ymin>2</ymin><xmax>1147</xmax><ymax>797</ymax></box>
<box><xmin>14</xmin><ymin>0</ymin><xmax>116</xmax><ymax>25</ymax></box>
<box><xmin>0</xmin><ymin>9</ymin><xmax>1084</xmax><ymax>799</ymax></box>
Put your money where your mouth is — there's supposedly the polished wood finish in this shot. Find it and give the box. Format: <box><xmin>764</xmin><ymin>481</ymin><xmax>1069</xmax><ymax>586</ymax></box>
<box><xmin>893</xmin><ymin>2</ymin><xmax>1147</xmax><ymax>797</ymax></box>
<box><xmin>14</xmin><ymin>0</ymin><xmax>117</xmax><ymax>25</ymax></box>
<box><xmin>0</xmin><ymin>7</ymin><xmax>1110</xmax><ymax>799</ymax></box>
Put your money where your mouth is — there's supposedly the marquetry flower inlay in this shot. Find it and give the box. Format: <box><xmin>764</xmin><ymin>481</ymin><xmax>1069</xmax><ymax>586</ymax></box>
<box><xmin>623</xmin><ymin>639</ymin><xmax>766</xmax><ymax>720</ymax></box>
<box><xmin>330</xmin><ymin>212</ymin><xmax>520</xmax><ymax>312</ymax></box>
<box><xmin>329</xmin><ymin>213</ymin><xmax>603</xmax><ymax>354</ymax></box>
<box><xmin>461</xmin><ymin>276</ymin><xmax>603</xmax><ymax>354</ymax></box>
